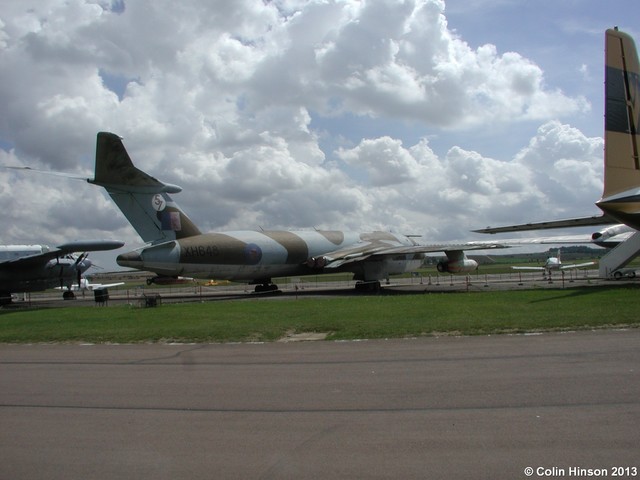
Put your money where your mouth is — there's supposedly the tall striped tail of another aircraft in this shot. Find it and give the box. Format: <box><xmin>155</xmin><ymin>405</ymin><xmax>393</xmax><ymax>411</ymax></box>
<box><xmin>597</xmin><ymin>28</ymin><xmax>640</xmax><ymax>229</ymax></box>
<box><xmin>88</xmin><ymin>132</ymin><xmax>202</xmax><ymax>244</ymax></box>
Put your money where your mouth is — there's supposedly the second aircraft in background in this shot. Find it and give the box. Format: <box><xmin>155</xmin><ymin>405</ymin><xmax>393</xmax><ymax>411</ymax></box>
<box><xmin>511</xmin><ymin>250</ymin><xmax>594</xmax><ymax>278</ymax></box>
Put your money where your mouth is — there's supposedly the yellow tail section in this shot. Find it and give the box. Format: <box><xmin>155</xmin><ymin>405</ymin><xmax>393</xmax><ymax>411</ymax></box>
<box><xmin>602</xmin><ymin>28</ymin><xmax>640</xmax><ymax>199</ymax></box>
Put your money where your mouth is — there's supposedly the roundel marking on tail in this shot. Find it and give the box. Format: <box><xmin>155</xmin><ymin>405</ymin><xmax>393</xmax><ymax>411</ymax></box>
<box><xmin>152</xmin><ymin>194</ymin><xmax>166</xmax><ymax>212</ymax></box>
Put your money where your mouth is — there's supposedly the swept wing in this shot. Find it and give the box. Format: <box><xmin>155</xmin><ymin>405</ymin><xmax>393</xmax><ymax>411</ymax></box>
<box><xmin>321</xmin><ymin>241</ymin><xmax>509</xmax><ymax>269</ymax></box>
<box><xmin>473</xmin><ymin>215</ymin><xmax>618</xmax><ymax>234</ymax></box>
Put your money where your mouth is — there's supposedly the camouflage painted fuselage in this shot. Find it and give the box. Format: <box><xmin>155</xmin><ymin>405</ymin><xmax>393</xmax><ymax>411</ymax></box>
<box><xmin>91</xmin><ymin>132</ymin><xmax>486</xmax><ymax>286</ymax></box>
<box><xmin>117</xmin><ymin>230</ymin><xmax>425</xmax><ymax>283</ymax></box>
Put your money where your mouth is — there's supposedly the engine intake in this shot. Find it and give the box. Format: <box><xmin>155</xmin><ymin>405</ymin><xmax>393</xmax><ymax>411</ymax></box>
<box><xmin>437</xmin><ymin>259</ymin><xmax>478</xmax><ymax>273</ymax></box>
<box><xmin>306</xmin><ymin>256</ymin><xmax>327</xmax><ymax>269</ymax></box>
<box><xmin>591</xmin><ymin>224</ymin><xmax>634</xmax><ymax>247</ymax></box>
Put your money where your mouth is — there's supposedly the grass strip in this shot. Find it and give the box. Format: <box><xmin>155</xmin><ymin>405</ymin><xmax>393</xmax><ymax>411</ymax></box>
<box><xmin>0</xmin><ymin>285</ymin><xmax>638</xmax><ymax>344</ymax></box>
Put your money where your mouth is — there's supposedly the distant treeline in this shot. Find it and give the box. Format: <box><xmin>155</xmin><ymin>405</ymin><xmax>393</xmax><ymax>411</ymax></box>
<box><xmin>547</xmin><ymin>246</ymin><xmax>602</xmax><ymax>254</ymax></box>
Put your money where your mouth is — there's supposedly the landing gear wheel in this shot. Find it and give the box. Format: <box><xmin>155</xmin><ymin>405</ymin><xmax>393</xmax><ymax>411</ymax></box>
<box><xmin>254</xmin><ymin>284</ymin><xmax>279</xmax><ymax>293</ymax></box>
<box><xmin>63</xmin><ymin>291</ymin><xmax>76</xmax><ymax>300</ymax></box>
<box><xmin>355</xmin><ymin>281</ymin><xmax>381</xmax><ymax>292</ymax></box>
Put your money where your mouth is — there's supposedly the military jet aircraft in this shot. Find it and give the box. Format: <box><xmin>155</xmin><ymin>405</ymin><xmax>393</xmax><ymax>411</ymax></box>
<box><xmin>0</xmin><ymin>240</ymin><xmax>124</xmax><ymax>304</ymax></box>
<box><xmin>83</xmin><ymin>132</ymin><xmax>517</xmax><ymax>292</ymax></box>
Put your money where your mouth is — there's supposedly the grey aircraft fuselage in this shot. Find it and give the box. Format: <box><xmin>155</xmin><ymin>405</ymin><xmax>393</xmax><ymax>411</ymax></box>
<box><xmin>116</xmin><ymin>229</ymin><xmax>427</xmax><ymax>284</ymax></box>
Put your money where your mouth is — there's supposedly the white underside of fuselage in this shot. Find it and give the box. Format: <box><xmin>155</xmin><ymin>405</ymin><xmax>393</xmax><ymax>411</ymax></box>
<box><xmin>144</xmin><ymin>256</ymin><xmax>425</xmax><ymax>282</ymax></box>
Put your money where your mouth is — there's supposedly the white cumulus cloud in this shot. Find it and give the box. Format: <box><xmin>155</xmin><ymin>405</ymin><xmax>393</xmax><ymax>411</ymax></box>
<box><xmin>0</xmin><ymin>0</ymin><xmax>612</xmax><ymax>262</ymax></box>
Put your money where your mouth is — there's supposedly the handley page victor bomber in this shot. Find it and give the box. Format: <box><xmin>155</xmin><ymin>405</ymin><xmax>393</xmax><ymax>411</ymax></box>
<box><xmin>88</xmin><ymin>132</ymin><xmax>513</xmax><ymax>292</ymax></box>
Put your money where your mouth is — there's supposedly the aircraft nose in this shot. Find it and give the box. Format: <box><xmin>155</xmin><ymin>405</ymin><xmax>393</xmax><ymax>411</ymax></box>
<box><xmin>80</xmin><ymin>258</ymin><xmax>92</xmax><ymax>271</ymax></box>
<box><xmin>117</xmin><ymin>251</ymin><xmax>143</xmax><ymax>268</ymax></box>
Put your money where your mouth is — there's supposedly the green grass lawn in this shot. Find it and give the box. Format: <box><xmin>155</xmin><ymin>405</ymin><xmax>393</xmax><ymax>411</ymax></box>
<box><xmin>0</xmin><ymin>284</ymin><xmax>638</xmax><ymax>344</ymax></box>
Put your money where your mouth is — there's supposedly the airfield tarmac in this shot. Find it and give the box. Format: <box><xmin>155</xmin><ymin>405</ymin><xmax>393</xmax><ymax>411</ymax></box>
<box><xmin>1</xmin><ymin>329</ymin><xmax>638</xmax><ymax>479</ymax></box>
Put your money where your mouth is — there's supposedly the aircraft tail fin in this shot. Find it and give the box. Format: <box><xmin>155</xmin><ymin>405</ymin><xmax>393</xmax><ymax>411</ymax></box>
<box><xmin>89</xmin><ymin>132</ymin><xmax>201</xmax><ymax>243</ymax></box>
<box><xmin>601</xmin><ymin>27</ymin><xmax>640</xmax><ymax>200</ymax></box>
<box><xmin>475</xmin><ymin>29</ymin><xmax>640</xmax><ymax>235</ymax></box>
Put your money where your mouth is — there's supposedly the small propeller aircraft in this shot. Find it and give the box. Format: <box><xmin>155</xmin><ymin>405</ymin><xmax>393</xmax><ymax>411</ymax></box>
<box><xmin>55</xmin><ymin>276</ymin><xmax>125</xmax><ymax>293</ymax></box>
<box><xmin>0</xmin><ymin>240</ymin><xmax>124</xmax><ymax>304</ymax></box>
<box><xmin>511</xmin><ymin>250</ymin><xmax>595</xmax><ymax>278</ymax></box>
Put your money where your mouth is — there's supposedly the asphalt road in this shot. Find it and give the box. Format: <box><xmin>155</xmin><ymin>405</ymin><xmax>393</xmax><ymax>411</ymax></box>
<box><xmin>1</xmin><ymin>330</ymin><xmax>639</xmax><ymax>479</ymax></box>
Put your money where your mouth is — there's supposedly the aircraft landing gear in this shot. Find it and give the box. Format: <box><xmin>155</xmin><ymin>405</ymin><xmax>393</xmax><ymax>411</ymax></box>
<box><xmin>0</xmin><ymin>293</ymin><xmax>12</xmax><ymax>306</ymax></box>
<box><xmin>355</xmin><ymin>280</ymin><xmax>381</xmax><ymax>292</ymax></box>
<box><xmin>254</xmin><ymin>283</ymin><xmax>279</xmax><ymax>293</ymax></box>
<box><xmin>62</xmin><ymin>290</ymin><xmax>76</xmax><ymax>300</ymax></box>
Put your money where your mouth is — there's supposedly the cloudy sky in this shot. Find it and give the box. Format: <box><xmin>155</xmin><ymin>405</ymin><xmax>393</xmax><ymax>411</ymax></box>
<box><xmin>1</xmin><ymin>0</ymin><xmax>638</xmax><ymax>268</ymax></box>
